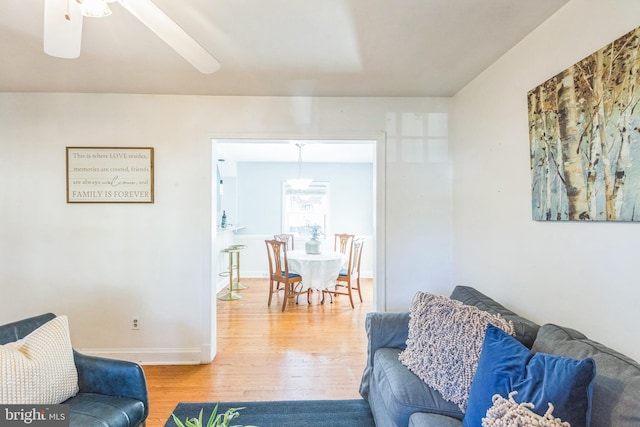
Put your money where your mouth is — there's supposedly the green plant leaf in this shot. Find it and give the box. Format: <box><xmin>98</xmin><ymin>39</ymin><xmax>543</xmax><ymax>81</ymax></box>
<box><xmin>170</xmin><ymin>413</ymin><xmax>186</xmax><ymax>427</ymax></box>
<box><xmin>207</xmin><ymin>403</ymin><xmax>218</xmax><ymax>427</ymax></box>
<box><xmin>171</xmin><ymin>404</ymin><xmax>249</xmax><ymax>427</ymax></box>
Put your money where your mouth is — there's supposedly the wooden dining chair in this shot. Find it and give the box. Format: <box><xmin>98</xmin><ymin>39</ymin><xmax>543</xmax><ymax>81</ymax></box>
<box><xmin>334</xmin><ymin>233</ymin><xmax>355</xmax><ymax>254</ymax></box>
<box><xmin>271</xmin><ymin>234</ymin><xmax>294</xmax><ymax>295</ymax></box>
<box><xmin>274</xmin><ymin>233</ymin><xmax>294</xmax><ymax>250</ymax></box>
<box><xmin>322</xmin><ymin>238</ymin><xmax>364</xmax><ymax>308</ymax></box>
<box><xmin>265</xmin><ymin>239</ymin><xmax>309</xmax><ymax>311</ymax></box>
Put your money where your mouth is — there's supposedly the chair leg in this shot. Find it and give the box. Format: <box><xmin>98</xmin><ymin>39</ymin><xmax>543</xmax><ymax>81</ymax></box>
<box><xmin>294</xmin><ymin>283</ymin><xmax>300</xmax><ymax>304</ymax></box>
<box><xmin>218</xmin><ymin>251</ymin><xmax>242</xmax><ymax>301</ymax></box>
<box><xmin>232</xmin><ymin>250</ymin><xmax>248</xmax><ymax>290</ymax></box>
<box><xmin>321</xmin><ymin>289</ymin><xmax>334</xmax><ymax>304</ymax></box>
<box><xmin>281</xmin><ymin>284</ymin><xmax>288</xmax><ymax>312</ymax></box>
<box><xmin>347</xmin><ymin>280</ymin><xmax>355</xmax><ymax>309</ymax></box>
<box><xmin>356</xmin><ymin>277</ymin><xmax>363</xmax><ymax>302</ymax></box>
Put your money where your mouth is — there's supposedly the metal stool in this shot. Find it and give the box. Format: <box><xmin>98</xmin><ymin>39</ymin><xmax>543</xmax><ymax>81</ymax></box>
<box><xmin>229</xmin><ymin>244</ymin><xmax>248</xmax><ymax>290</ymax></box>
<box><xmin>218</xmin><ymin>246</ymin><xmax>242</xmax><ymax>301</ymax></box>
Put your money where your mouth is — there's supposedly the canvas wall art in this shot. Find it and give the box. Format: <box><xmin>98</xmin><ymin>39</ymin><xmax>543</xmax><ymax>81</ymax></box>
<box><xmin>528</xmin><ymin>26</ymin><xmax>640</xmax><ymax>221</ymax></box>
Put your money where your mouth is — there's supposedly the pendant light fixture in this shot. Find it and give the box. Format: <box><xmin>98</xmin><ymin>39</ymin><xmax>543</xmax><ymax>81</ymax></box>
<box><xmin>287</xmin><ymin>143</ymin><xmax>313</xmax><ymax>190</ymax></box>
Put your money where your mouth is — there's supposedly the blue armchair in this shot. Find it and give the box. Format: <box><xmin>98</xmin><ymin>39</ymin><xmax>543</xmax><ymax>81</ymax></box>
<box><xmin>0</xmin><ymin>313</ymin><xmax>148</xmax><ymax>427</ymax></box>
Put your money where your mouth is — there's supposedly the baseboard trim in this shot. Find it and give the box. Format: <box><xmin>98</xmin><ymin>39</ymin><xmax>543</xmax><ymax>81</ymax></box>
<box><xmin>240</xmin><ymin>271</ymin><xmax>373</xmax><ymax>279</ymax></box>
<box><xmin>75</xmin><ymin>347</ymin><xmax>203</xmax><ymax>365</ymax></box>
<box><xmin>216</xmin><ymin>277</ymin><xmax>228</xmax><ymax>293</ymax></box>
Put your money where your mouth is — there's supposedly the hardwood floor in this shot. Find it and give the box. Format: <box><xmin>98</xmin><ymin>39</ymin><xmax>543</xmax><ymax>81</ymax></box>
<box><xmin>143</xmin><ymin>278</ymin><xmax>373</xmax><ymax>427</ymax></box>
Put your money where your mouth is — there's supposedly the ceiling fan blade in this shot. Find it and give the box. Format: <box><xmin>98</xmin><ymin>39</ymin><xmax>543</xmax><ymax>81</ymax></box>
<box><xmin>118</xmin><ymin>0</ymin><xmax>221</xmax><ymax>74</ymax></box>
<box><xmin>43</xmin><ymin>0</ymin><xmax>83</xmax><ymax>58</ymax></box>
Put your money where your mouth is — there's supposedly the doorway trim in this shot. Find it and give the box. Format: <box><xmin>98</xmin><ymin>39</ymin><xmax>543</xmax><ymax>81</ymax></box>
<box><xmin>202</xmin><ymin>131</ymin><xmax>386</xmax><ymax>362</ymax></box>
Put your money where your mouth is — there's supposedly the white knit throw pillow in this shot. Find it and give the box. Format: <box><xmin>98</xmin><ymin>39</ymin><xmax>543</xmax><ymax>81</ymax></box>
<box><xmin>483</xmin><ymin>391</ymin><xmax>571</xmax><ymax>427</ymax></box>
<box><xmin>0</xmin><ymin>315</ymin><xmax>79</xmax><ymax>404</ymax></box>
<box><xmin>398</xmin><ymin>291</ymin><xmax>514</xmax><ymax>411</ymax></box>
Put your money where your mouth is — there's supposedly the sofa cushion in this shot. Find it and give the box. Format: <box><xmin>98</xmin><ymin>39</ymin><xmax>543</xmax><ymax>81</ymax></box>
<box><xmin>409</xmin><ymin>412</ymin><xmax>464</xmax><ymax>427</ymax></box>
<box><xmin>372</xmin><ymin>347</ymin><xmax>464</xmax><ymax>426</ymax></box>
<box><xmin>450</xmin><ymin>285</ymin><xmax>540</xmax><ymax>348</ymax></box>
<box><xmin>0</xmin><ymin>315</ymin><xmax>79</xmax><ymax>404</ymax></box>
<box><xmin>399</xmin><ymin>292</ymin><xmax>514</xmax><ymax>412</ymax></box>
<box><xmin>360</xmin><ymin>311</ymin><xmax>411</xmax><ymax>401</ymax></box>
<box><xmin>65</xmin><ymin>392</ymin><xmax>146</xmax><ymax>427</ymax></box>
<box><xmin>532</xmin><ymin>323</ymin><xmax>640</xmax><ymax>427</ymax></box>
<box><xmin>464</xmin><ymin>325</ymin><xmax>595</xmax><ymax>427</ymax></box>
<box><xmin>482</xmin><ymin>391</ymin><xmax>570</xmax><ymax>427</ymax></box>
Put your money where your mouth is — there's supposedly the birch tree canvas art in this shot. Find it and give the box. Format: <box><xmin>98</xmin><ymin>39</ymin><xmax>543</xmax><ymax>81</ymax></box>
<box><xmin>529</xmin><ymin>26</ymin><xmax>640</xmax><ymax>221</ymax></box>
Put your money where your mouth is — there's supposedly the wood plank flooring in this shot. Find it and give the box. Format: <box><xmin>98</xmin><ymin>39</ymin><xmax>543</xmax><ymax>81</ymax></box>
<box><xmin>143</xmin><ymin>278</ymin><xmax>373</xmax><ymax>427</ymax></box>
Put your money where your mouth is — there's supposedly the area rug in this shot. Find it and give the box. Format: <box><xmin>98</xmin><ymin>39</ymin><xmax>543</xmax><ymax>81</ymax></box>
<box><xmin>165</xmin><ymin>399</ymin><xmax>375</xmax><ymax>427</ymax></box>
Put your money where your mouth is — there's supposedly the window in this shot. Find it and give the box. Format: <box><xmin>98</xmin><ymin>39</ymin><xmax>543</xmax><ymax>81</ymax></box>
<box><xmin>282</xmin><ymin>182</ymin><xmax>330</xmax><ymax>239</ymax></box>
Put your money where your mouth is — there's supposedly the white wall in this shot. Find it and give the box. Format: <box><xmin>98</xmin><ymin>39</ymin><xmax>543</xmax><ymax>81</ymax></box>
<box><xmin>0</xmin><ymin>94</ymin><xmax>451</xmax><ymax>363</ymax></box>
<box><xmin>235</xmin><ymin>161</ymin><xmax>373</xmax><ymax>235</ymax></box>
<box><xmin>451</xmin><ymin>0</ymin><xmax>640</xmax><ymax>362</ymax></box>
<box><xmin>214</xmin><ymin>162</ymin><xmax>375</xmax><ymax>289</ymax></box>
<box><xmin>226</xmin><ymin>161</ymin><xmax>375</xmax><ymax>279</ymax></box>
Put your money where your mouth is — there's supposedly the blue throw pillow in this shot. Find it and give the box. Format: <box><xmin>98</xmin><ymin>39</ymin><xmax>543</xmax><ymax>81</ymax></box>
<box><xmin>463</xmin><ymin>324</ymin><xmax>595</xmax><ymax>427</ymax></box>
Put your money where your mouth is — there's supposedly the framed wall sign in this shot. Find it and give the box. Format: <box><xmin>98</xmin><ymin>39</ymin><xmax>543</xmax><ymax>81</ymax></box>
<box><xmin>66</xmin><ymin>147</ymin><xmax>154</xmax><ymax>203</ymax></box>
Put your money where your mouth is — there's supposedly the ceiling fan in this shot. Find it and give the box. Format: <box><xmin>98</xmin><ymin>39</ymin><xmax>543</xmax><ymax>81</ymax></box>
<box><xmin>43</xmin><ymin>0</ymin><xmax>221</xmax><ymax>74</ymax></box>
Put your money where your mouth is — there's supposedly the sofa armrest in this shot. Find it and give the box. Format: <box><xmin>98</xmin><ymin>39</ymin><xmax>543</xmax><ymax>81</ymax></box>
<box><xmin>74</xmin><ymin>351</ymin><xmax>149</xmax><ymax>418</ymax></box>
<box><xmin>359</xmin><ymin>311</ymin><xmax>410</xmax><ymax>400</ymax></box>
<box><xmin>0</xmin><ymin>313</ymin><xmax>56</xmax><ymax>345</ymax></box>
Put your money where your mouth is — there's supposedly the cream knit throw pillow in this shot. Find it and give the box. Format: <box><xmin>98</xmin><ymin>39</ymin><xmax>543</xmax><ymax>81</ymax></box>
<box><xmin>398</xmin><ymin>291</ymin><xmax>514</xmax><ymax>412</ymax></box>
<box><xmin>483</xmin><ymin>391</ymin><xmax>571</xmax><ymax>427</ymax></box>
<box><xmin>0</xmin><ymin>315</ymin><xmax>79</xmax><ymax>404</ymax></box>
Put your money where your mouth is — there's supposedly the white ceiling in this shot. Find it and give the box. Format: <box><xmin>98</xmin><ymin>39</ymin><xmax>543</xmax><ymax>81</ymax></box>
<box><xmin>3</xmin><ymin>0</ymin><xmax>569</xmax><ymax>165</ymax></box>
<box><xmin>1</xmin><ymin>0</ymin><xmax>568</xmax><ymax>97</ymax></box>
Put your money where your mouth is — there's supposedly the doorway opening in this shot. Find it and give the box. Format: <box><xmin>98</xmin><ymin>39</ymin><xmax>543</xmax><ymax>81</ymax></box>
<box><xmin>210</xmin><ymin>136</ymin><xmax>383</xmax><ymax>306</ymax></box>
<box><xmin>203</xmin><ymin>135</ymin><xmax>386</xmax><ymax>363</ymax></box>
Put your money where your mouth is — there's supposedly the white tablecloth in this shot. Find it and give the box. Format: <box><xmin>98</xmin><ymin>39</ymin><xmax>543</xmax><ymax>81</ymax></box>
<box><xmin>287</xmin><ymin>250</ymin><xmax>345</xmax><ymax>290</ymax></box>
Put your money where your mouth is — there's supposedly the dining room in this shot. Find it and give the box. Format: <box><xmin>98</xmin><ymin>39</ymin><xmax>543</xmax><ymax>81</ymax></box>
<box><xmin>213</xmin><ymin>138</ymin><xmax>375</xmax><ymax>308</ymax></box>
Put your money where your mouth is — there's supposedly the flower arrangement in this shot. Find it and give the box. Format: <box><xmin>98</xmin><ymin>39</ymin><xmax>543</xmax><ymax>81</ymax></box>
<box><xmin>308</xmin><ymin>224</ymin><xmax>322</xmax><ymax>240</ymax></box>
<box><xmin>170</xmin><ymin>404</ymin><xmax>256</xmax><ymax>427</ymax></box>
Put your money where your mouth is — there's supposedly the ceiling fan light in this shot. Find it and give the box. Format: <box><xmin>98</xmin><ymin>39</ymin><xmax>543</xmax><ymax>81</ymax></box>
<box><xmin>80</xmin><ymin>0</ymin><xmax>112</xmax><ymax>18</ymax></box>
<box><xmin>44</xmin><ymin>0</ymin><xmax>83</xmax><ymax>58</ymax></box>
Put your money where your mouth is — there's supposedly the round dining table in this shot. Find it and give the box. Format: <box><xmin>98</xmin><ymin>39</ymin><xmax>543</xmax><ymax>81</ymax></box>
<box><xmin>286</xmin><ymin>250</ymin><xmax>345</xmax><ymax>291</ymax></box>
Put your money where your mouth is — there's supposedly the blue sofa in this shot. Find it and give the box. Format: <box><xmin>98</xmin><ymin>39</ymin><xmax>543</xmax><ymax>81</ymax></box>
<box><xmin>0</xmin><ymin>313</ymin><xmax>148</xmax><ymax>427</ymax></box>
<box><xmin>359</xmin><ymin>286</ymin><xmax>640</xmax><ymax>427</ymax></box>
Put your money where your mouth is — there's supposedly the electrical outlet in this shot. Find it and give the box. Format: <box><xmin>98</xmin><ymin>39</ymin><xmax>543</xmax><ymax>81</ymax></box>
<box><xmin>132</xmin><ymin>316</ymin><xmax>139</xmax><ymax>330</ymax></box>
